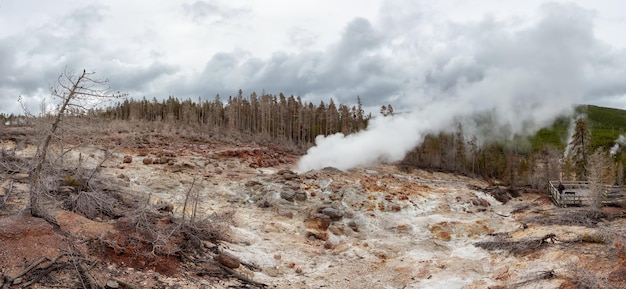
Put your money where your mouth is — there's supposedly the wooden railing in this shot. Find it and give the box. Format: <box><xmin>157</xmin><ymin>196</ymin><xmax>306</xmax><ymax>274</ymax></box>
<box><xmin>548</xmin><ymin>181</ymin><xmax>625</xmax><ymax>207</ymax></box>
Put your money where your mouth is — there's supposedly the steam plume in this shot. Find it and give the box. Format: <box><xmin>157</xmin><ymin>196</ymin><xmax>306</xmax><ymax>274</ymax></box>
<box><xmin>610</xmin><ymin>135</ymin><xmax>626</xmax><ymax>156</ymax></box>
<box><xmin>295</xmin><ymin>4</ymin><xmax>597</xmax><ymax>172</ymax></box>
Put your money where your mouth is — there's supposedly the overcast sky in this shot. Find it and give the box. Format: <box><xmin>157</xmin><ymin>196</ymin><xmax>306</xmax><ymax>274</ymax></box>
<box><xmin>1</xmin><ymin>0</ymin><xmax>626</xmax><ymax>115</ymax></box>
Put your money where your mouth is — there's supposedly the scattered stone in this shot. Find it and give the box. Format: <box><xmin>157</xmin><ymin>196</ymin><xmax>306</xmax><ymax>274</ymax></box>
<box><xmin>321</xmin><ymin>207</ymin><xmax>344</xmax><ymax>221</ymax></box>
<box><xmin>295</xmin><ymin>191</ymin><xmax>308</xmax><ymax>202</ymax></box>
<box><xmin>348</xmin><ymin>220</ymin><xmax>359</xmax><ymax>232</ymax></box>
<box><xmin>277</xmin><ymin>169</ymin><xmax>298</xmax><ymax>181</ymax></box>
<box><xmin>277</xmin><ymin>208</ymin><xmax>294</xmax><ymax>218</ymax></box>
<box><xmin>280</xmin><ymin>190</ymin><xmax>296</xmax><ymax>202</ymax></box>
<box><xmin>122</xmin><ymin>155</ymin><xmax>132</xmax><ymax>163</ymax></box>
<box><xmin>328</xmin><ymin>224</ymin><xmax>344</xmax><ymax>236</ymax></box>
<box><xmin>214</xmin><ymin>251</ymin><xmax>241</xmax><ymax>269</ymax></box>
<box><xmin>305</xmin><ymin>229</ymin><xmax>329</xmax><ymax>241</ymax></box>
<box><xmin>200</xmin><ymin>280</ymin><xmax>211</xmax><ymax>286</ymax></box>
<box><xmin>105</xmin><ymin>279</ymin><xmax>120</xmax><ymax>289</ymax></box>
<box><xmin>157</xmin><ymin>203</ymin><xmax>174</xmax><ymax>213</ymax></box>
<box><xmin>246</xmin><ymin>180</ymin><xmax>263</xmax><ymax>187</ymax></box>
<box><xmin>305</xmin><ymin>213</ymin><xmax>331</xmax><ymax>231</ymax></box>
<box><xmin>143</xmin><ymin>157</ymin><xmax>153</xmax><ymax>165</ymax></box>
<box><xmin>471</xmin><ymin>198</ymin><xmax>491</xmax><ymax>207</ymax></box>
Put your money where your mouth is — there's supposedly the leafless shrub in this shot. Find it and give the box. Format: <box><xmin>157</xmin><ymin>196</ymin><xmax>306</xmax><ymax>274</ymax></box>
<box><xmin>523</xmin><ymin>208</ymin><xmax>619</xmax><ymax>227</ymax></box>
<box><xmin>0</xmin><ymin>148</ymin><xmax>29</xmax><ymax>174</ymax></box>
<box><xmin>506</xmin><ymin>270</ymin><xmax>556</xmax><ymax>289</ymax></box>
<box><xmin>21</xmin><ymin>68</ymin><xmax>124</xmax><ymax>224</ymax></box>
<box><xmin>566</xmin><ymin>261</ymin><xmax>617</xmax><ymax>289</ymax></box>
<box><xmin>474</xmin><ymin>234</ymin><xmax>557</xmax><ymax>256</ymax></box>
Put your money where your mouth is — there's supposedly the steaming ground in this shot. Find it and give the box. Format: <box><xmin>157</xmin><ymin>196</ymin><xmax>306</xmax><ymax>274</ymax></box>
<box><xmin>2</xmin><ymin>136</ymin><xmax>624</xmax><ymax>288</ymax></box>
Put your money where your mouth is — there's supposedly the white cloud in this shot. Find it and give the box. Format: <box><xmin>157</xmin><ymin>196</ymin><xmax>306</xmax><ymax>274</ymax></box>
<box><xmin>1</xmin><ymin>0</ymin><xmax>626</xmax><ymax>117</ymax></box>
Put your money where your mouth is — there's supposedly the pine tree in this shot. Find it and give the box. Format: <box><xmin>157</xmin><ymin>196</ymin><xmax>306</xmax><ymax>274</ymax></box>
<box><xmin>567</xmin><ymin>118</ymin><xmax>591</xmax><ymax>180</ymax></box>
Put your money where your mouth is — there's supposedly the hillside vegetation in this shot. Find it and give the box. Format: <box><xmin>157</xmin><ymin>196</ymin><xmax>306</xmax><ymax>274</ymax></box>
<box><xmin>529</xmin><ymin>105</ymin><xmax>626</xmax><ymax>151</ymax></box>
<box><xmin>2</xmin><ymin>94</ymin><xmax>626</xmax><ymax>187</ymax></box>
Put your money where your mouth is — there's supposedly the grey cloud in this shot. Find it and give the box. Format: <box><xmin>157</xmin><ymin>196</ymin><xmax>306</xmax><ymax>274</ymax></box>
<box><xmin>173</xmin><ymin>17</ymin><xmax>401</xmax><ymax>106</ymax></box>
<box><xmin>105</xmin><ymin>62</ymin><xmax>180</xmax><ymax>93</ymax></box>
<box><xmin>287</xmin><ymin>27</ymin><xmax>318</xmax><ymax>49</ymax></box>
<box><xmin>182</xmin><ymin>1</ymin><xmax>249</xmax><ymax>23</ymax></box>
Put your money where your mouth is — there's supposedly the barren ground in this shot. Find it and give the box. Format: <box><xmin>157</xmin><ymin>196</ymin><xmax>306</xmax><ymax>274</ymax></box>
<box><xmin>1</xmin><ymin>125</ymin><xmax>625</xmax><ymax>289</ymax></box>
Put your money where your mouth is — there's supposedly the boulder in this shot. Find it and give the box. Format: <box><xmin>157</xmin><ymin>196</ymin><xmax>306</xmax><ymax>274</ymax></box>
<box><xmin>214</xmin><ymin>251</ymin><xmax>241</xmax><ymax>269</ymax></box>
<box><xmin>142</xmin><ymin>157</ymin><xmax>153</xmax><ymax>165</ymax></box>
<box><xmin>294</xmin><ymin>191</ymin><xmax>308</xmax><ymax>202</ymax></box>
<box><xmin>320</xmin><ymin>207</ymin><xmax>344</xmax><ymax>221</ymax></box>
<box><xmin>122</xmin><ymin>155</ymin><xmax>132</xmax><ymax>164</ymax></box>
<box><xmin>305</xmin><ymin>213</ymin><xmax>331</xmax><ymax>231</ymax></box>
<box><xmin>280</xmin><ymin>190</ymin><xmax>296</xmax><ymax>201</ymax></box>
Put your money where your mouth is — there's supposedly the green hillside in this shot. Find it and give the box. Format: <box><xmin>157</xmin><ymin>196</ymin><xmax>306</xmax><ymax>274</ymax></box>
<box><xmin>529</xmin><ymin>105</ymin><xmax>626</xmax><ymax>151</ymax></box>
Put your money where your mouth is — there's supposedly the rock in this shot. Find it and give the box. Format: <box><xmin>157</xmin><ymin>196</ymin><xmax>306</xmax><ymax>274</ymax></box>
<box><xmin>328</xmin><ymin>224</ymin><xmax>344</xmax><ymax>236</ymax></box>
<box><xmin>105</xmin><ymin>279</ymin><xmax>120</xmax><ymax>289</ymax></box>
<box><xmin>200</xmin><ymin>280</ymin><xmax>211</xmax><ymax>286</ymax></box>
<box><xmin>321</xmin><ymin>167</ymin><xmax>342</xmax><ymax>174</ymax></box>
<box><xmin>348</xmin><ymin>220</ymin><xmax>359</xmax><ymax>232</ymax></box>
<box><xmin>471</xmin><ymin>198</ymin><xmax>491</xmax><ymax>207</ymax></box>
<box><xmin>214</xmin><ymin>251</ymin><xmax>241</xmax><ymax>269</ymax></box>
<box><xmin>305</xmin><ymin>229</ymin><xmax>329</xmax><ymax>241</ymax></box>
<box><xmin>305</xmin><ymin>213</ymin><xmax>331</xmax><ymax>231</ymax></box>
<box><xmin>295</xmin><ymin>191</ymin><xmax>307</xmax><ymax>202</ymax></box>
<box><xmin>245</xmin><ymin>180</ymin><xmax>263</xmax><ymax>187</ymax></box>
<box><xmin>280</xmin><ymin>190</ymin><xmax>296</xmax><ymax>201</ymax></box>
<box><xmin>321</xmin><ymin>207</ymin><xmax>344</xmax><ymax>221</ymax></box>
<box><xmin>277</xmin><ymin>209</ymin><xmax>294</xmax><ymax>218</ymax></box>
<box><xmin>117</xmin><ymin>173</ymin><xmax>130</xmax><ymax>182</ymax></box>
<box><xmin>157</xmin><ymin>203</ymin><xmax>173</xmax><ymax>214</ymax></box>
<box><xmin>122</xmin><ymin>155</ymin><xmax>132</xmax><ymax>163</ymax></box>
<box><xmin>143</xmin><ymin>157</ymin><xmax>153</xmax><ymax>165</ymax></box>
<box><xmin>277</xmin><ymin>169</ymin><xmax>298</xmax><ymax>180</ymax></box>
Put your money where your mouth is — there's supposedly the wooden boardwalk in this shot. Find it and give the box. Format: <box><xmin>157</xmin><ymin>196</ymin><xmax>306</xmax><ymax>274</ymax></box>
<box><xmin>549</xmin><ymin>180</ymin><xmax>625</xmax><ymax>207</ymax></box>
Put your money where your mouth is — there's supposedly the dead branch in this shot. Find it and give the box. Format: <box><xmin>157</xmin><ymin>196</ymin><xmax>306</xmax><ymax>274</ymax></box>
<box><xmin>75</xmin><ymin>262</ymin><xmax>101</xmax><ymax>289</ymax></box>
<box><xmin>1</xmin><ymin>252</ymin><xmax>75</xmax><ymax>289</ymax></box>
<box><xmin>507</xmin><ymin>270</ymin><xmax>555</xmax><ymax>289</ymax></box>
<box><xmin>0</xmin><ymin>179</ymin><xmax>11</xmax><ymax>209</ymax></box>
<box><xmin>181</xmin><ymin>177</ymin><xmax>198</xmax><ymax>222</ymax></box>
<box><xmin>209</xmin><ymin>259</ymin><xmax>267</xmax><ymax>288</ymax></box>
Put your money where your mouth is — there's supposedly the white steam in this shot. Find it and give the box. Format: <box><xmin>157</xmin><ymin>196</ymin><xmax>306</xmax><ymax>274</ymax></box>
<box><xmin>610</xmin><ymin>135</ymin><xmax>626</xmax><ymax>156</ymax></box>
<box><xmin>295</xmin><ymin>4</ymin><xmax>597</xmax><ymax>172</ymax></box>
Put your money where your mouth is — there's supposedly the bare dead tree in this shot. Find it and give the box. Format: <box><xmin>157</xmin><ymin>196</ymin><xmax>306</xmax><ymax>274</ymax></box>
<box><xmin>588</xmin><ymin>148</ymin><xmax>609</xmax><ymax>210</ymax></box>
<box><xmin>23</xmin><ymin>68</ymin><xmax>124</xmax><ymax>224</ymax></box>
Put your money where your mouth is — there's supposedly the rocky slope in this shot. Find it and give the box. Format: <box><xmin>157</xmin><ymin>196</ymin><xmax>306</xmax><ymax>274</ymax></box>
<box><xmin>1</xmin><ymin>129</ymin><xmax>625</xmax><ymax>289</ymax></box>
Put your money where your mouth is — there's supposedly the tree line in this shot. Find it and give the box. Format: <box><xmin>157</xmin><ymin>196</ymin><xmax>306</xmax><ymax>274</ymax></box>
<box><xmin>99</xmin><ymin>91</ymin><xmax>369</xmax><ymax>146</ymax></box>
<box><xmin>91</xmin><ymin>92</ymin><xmax>626</xmax><ymax>189</ymax></box>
